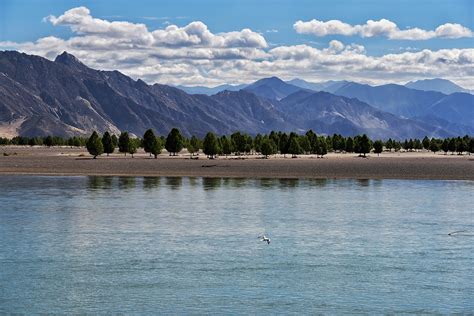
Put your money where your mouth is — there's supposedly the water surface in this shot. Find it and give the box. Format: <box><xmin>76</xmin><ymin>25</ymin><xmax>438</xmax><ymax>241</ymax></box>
<box><xmin>0</xmin><ymin>176</ymin><xmax>473</xmax><ymax>313</ymax></box>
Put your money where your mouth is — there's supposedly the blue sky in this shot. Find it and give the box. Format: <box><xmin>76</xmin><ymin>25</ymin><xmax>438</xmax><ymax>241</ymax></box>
<box><xmin>1</xmin><ymin>0</ymin><xmax>473</xmax><ymax>87</ymax></box>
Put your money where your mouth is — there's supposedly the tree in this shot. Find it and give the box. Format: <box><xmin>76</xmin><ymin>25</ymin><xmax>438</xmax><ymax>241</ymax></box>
<box><xmin>231</xmin><ymin>132</ymin><xmax>246</xmax><ymax>155</ymax></box>
<box><xmin>143</xmin><ymin>129</ymin><xmax>157</xmax><ymax>157</ymax></box>
<box><xmin>393</xmin><ymin>141</ymin><xmax>402</xmax><ymax>152</ymax></box>
<box><xmin>345</xmin><ymin>137</ymin><xmax>354</xmax><ymax>153</ymax></box>
<box><xmin>187</xmin><ymin>135</ymin><xmax>199</xmax><ymax>156</ymax></box>
<box><xmin>254</xmin><ymin>134</ymin><xmax>263</xmax><ymax>153</ymax></box>
<box><xmin>456</xmin><ymin>137</ymin><xmax>466</xmax><ymax>155</ymax></box>
<box><xmin>279</xmin><ymin>133</ymin><xmax>289</xmax><ymax>157</ymax></box>
<box><xmin>44</xmin><ymin>135</ymin><xmax>53</xmax><ymax>147</ymax></box>
<box><xmin>203</xmin><ymin>132</ymin><xmax>219</xmax><ymax>158</ymax></box>
<box><xmin>165</xmin><ymin>128</ymin><xmax>184</xmax><ymax>156</ymax></box>
<box><xmin>373</xmin><ymin>140</ymin><xmax>383</xmax><ymax>156</ymax></box>
<box><xmin>448</xmin><ymin>138</ymin><xmax>456</xmax><ymax>154</ymax></box>
<box><xmin>469</xmin><ymin>138</ymin><xmax>474</xmax><ymax>155</ymax></box>
<box><xmin>111</xmin><ymin>134</ymin><xmax>118</xmax><ymax>148</ymax></box>
<box><xmin>118</xmin><ymin>131</ymin><xmax>130</xmax><ymax>156</ymax></box>
<box><xmin>102</xmin><ymin>131</ymin><xmax>114</xmax><ymax>156</ymax></box>
<box><xmin>220</xmin><ymin>135</ymin><xmax>233</xmax><ymax>157</ymax></box>
<box><xmin>269</xmin><ymin>131</ymin><xmax>280</xmax><ymax>150</ymax></box>
<box><xmin>422</xmin><ymin>136</ymin><xmax>430</xmax><ymax>150</ymax></box>
<box><xmin>86</xmin><ymin>131</ymin><xmax>104</xmax><ymax>159</ymax></box>
<box><xmin>316</xmin><ymin>136</ymin><xmax>327</xmax><ymax>158</ymax></box>
<box><xmin>243</xmin><ymin>134</ymin><xmax>253</xmax><ymax>155</ymax></box>
<box><xmin>299</xmin><ymin>136</ymin><xmax>311</xmax><ymax>154</ymax></box>
<box><xmin>441</xmin><ymin>139</ymin><xmax>449</xmax><ymax>155</ymax></box>
<box><xmin>385</xmin><ymin>138</ymin><xmax>393</xmax><ymax>152</ymax></box>
<box><xmin>149</xmin><ymin>136</ymin><xmax>162</xmax><ymax>158</ymax></box>
<box><xmin>260</xmin><ymin>137</ymin><xmax>277</xmax><ymax>158</ymax></box>
<box><xmin>357</xmin><ymin>134</ymin><xmax>371</xmax><ymax>157</ymax></box>
<box><xmin>288</xmin><ymin>133</ymin><xmax>301</xmax><ymax>158</ymax></box>
<box><xmin>332</xmin><ymin>134</ymin><xmax>345</xmax><ymax>152</ymax></box>
<box><xmin>189</xmin><ymin>135</ymin><xmax>201</xmax><ymax>156</ymax></box>
<box><xmin>429</xmin><ymin>139</ymin><xmax>440</xmax><ymax>154</ymax></box>
<box><xmin>414</xmin><ymin>139</ymin><xmax>423</xmax><ymax>151</ymax></box>
<box><xmin>305</xmin><ymin>130</ymin><xmax>318</xmax><ymax>154</ymax></box>
<box><xmin>128</xmin><ymin>138</ymin><xmax>138</xmax><ymax>158</ymax></box>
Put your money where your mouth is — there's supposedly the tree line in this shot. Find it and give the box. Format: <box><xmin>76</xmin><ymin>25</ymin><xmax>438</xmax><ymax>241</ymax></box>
<box><xmin>1</xmin><ymin>130</ymin><xmax>473</xmax><ymax>158</ymax></box>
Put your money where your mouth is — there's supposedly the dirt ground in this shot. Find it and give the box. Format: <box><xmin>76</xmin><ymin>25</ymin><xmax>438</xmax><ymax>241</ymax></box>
<box><xmin>0</xmin><ymin>146</ymin><xmax>473</xmax><ymax>180</ymax></box>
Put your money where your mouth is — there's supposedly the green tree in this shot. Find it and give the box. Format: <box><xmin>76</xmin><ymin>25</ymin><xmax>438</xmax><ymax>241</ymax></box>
<box><xmin>456</xmin><ymin>137</ymin><xmax>466</xmax><ymax>155</ymax></box>
<box><xmin>28</xmin><ymin>137</ymin><xmax>40</xmax><ymax>146</ymax></box>
<box><xmin>279</xmin><ymin>133</ymin><xmax>289</xmax><ymax>157</ymax></box>
<box><xmin>102</xmin><ymin>131</ymin><xmax>115</xmax><ymax>156</ymax></box>
<box><xmin>260</xmin><ymin>137</ymin><xmax>277</xmax><ymax>158</ymax></box>
<box><xmin>44</xmin><ymin>135</ymin><xmax>53</xmax><ymax>147</ymax></box>
<box><xmin>231</xmin><ymin>132</ymin><xmax>245</xmax><ymax>155</ymax></box>
<box><xmin>118</xmin><ymin>131</ymin><xmax>130</xmax><ymax>156</ymax></box>
<box><xmin>373</xmin><ymin>140</ymin><xmax>383</xmax><ymax>156</ymax></box>
<box><xmin>254</xmin><ymin>134</ymin><xmax>263</xmax><ymax>153</ymax></box>
<box><xmin>288</xmin><ymin>133</ymin><xmax>301</xmax><ymax>158</ymax></box>
<box><xmin>220</xmin><ymin>135</ymin><xmax>233</xmax><ymax>157</ymax></box>
<box><xmin>414</xmin><ymin>139</ymin><xmax>423</xmax><ymax>151</ymax></box>
<box><xmin>385</xmin><ymin>138</ymin><xmax>393</xmax><ymax>152</ymax></box>
<box><xmin>111</xmin><ymin>134</ymin><xmax>118</xmax><ymax>148</ymax></box>
<box><xmin>143</xmin><ymin>129</ymin><xmax>157</xmax><ymax>157</ymax></box>
<box><xmin>448</xmin><ymin>138</ymin><xmax>456</xmax><ymax>154</ymax></box>
<box><xmin>468</xmin><ymin>138</ymin><xmax>474</xmax><ymax>155</ymax></box>
<box><xmin>203</xmin><ymin>132</ymin><xmax>219</xmax><ymax>158</ymax></box>
<box><xmin>429</xmin><ymin>139</ymin><xmax>440</xmax><ymax>154</ymax></box>
<box><xmin>189</xmin><ymin>135</ymin><xmax>201</xmax><ymax>156</ymax></box>
<box><xmin>357</xmin><ymin>134</ymin><xmax>371</xmax><ymax>157</ymax></box>
<box><xmin>269</xmin><ymin>131</ymin><xmax>280</xmax><ymax>150</ymax></box>
<box><xmin>305</xmin><ymin>130</ymin><xmax>318</xmax><ymax>154</ymax></box>
<box><xmin>165</xmin><ymin>128</ymin><xmax>184</xmax><ymax>156</ymax></box>
<box><xmin>86</xmin><ymin>131</ymin><xmax>104</xmax><ymax>159</ymax></box>
<box><xmin>422</xmin><ymin>136</ymin><xmax>430</xmax><ymax>150</ymax></box>
<box><xmin>345</xmin><ymin>137</ymin><xmax>354</xmax><ymax>153</ymax></box>
<box><xmin>316</xmin><ymin>136</ymin><xmax>327</xmax><ymax>158</ymax></box>
<box><xmin>186</xmin><ymin>135</ymin><xmax>199</xmax><ymax>156</ymax></box>
<box><xmin>441</xmin><ymin>139</ymin><xmax>449</xmax><ymax>155</ymax></box>
<box><xmin>149</xmin><ymin>136</ymin><xmax>162</xmax><ymax>158</ymax></box>
<box><xmin>332</xmin><ymin>134</ymin><xmax>345</xmax><ymax>152</ymax></box>
<box><xmin>393</xmin><ymin>140</ymin><xmax>402</xmax><ymax>152</ymax></box>
<box><xmin>128</xmin><ymin>138</ymin><xmax>138</xmax><ymax>158</ymax></box>
<box><xmin>299</xmin><ymin>136</ymin><xmax>311</xmax><ymax>154</ymax></box>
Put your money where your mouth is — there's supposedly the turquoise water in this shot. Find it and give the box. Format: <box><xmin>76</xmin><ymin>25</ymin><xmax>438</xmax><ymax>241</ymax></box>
<box><xmin>0</xmin><ymin>176</ymin><xmax>473</xmax><ymax>314</ymax></box>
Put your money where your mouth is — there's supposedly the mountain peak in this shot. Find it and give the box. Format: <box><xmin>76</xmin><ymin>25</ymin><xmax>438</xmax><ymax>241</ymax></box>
<box><xmin>54</xmin><ymin>51</ymin><xmax>86</xmax><ymax>68</ymax></box>
<box><xmin>256</xmin><ymin>76</ymin><xmax>284</xmax><ymax>84</ymax></box>
<box><xmin>405</xmin><ymin>78</ymin><xmax>470</xmax><ymax>94</ymax></box>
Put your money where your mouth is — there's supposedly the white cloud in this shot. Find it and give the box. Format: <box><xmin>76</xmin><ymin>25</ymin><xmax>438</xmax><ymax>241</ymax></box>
<box><xmin>2</xmin><ymin>6</ymin><xmax>473</xmax><ymax>88</ymax></box>
<box><xmin>46</xmin><ymin>6</ymin><xmax>267</xmax><ymax>48</ymax></box>
<box><xmin>294</xmin><ymin>18</ymin><xmax>473</xmax><ymax>40</ymax></box>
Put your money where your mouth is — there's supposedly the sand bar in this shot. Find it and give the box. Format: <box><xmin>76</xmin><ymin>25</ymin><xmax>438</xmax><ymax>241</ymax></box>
<box><xmin>0</xmin><ymin>146</ymin><xmax>473</xmax><ymax>180</ymax></box>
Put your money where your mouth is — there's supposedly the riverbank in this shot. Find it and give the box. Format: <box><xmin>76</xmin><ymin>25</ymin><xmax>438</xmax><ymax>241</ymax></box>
<box><xmin>0</xmin><ymin>146</ymin><xmax>473</xmax><ymax>180</ymax></box>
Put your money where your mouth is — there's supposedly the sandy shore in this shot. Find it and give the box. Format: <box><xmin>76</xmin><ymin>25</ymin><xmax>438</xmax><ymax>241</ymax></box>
<box><xmin>0</xmin><ymin>146</ymin><xmax>473</xmax><ymax>180</ymax></box>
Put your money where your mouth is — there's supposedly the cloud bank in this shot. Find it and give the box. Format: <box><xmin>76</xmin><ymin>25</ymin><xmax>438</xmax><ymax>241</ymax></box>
<box><xmin>1</xmin><ymin>7</ymin><xmax>473</xmax><ymax>88</ymax></box>
<box><xmin>294</xmin><ymin>19</ymin><xmax>473</xmax><ymax>40</ymax></box>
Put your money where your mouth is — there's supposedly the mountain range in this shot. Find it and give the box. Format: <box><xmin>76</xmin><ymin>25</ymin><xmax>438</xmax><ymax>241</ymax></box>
<box><xmin>405</xmin><ymin>78</ymin><xmax>472</xmax><ymax>95</ymax></box>
<box><xmin>0</xmin><ymin>50</ymin><xmax>472</xmax><ymax>139</ymax></box>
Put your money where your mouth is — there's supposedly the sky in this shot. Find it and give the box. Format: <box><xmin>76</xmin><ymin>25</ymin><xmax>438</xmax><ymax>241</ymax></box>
<box><xmin>1</xmin><ymin>0</ymin><xmax>473</xmax><ymax>88</ymax></box>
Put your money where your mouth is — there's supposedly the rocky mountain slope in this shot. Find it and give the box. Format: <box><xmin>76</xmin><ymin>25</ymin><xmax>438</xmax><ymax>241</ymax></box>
<box><xmin>0</xmin><ymin>51</ymin><xmax>469</xmax><ymax>139</ymax></box>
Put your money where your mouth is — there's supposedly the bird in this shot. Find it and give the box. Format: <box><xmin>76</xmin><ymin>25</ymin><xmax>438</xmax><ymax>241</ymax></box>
<box><xmin>448</xmin><ymin>230</ymin><xmax>467</xmax><ymax>236</ymax></box>
<box><xmin>258</xmin><ymin>235</ymin><xmax>271</xmax><ymax>244</ymax></box>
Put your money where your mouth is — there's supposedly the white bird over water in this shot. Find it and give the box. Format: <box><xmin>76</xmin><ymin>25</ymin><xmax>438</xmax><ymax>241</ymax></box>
<box><xmin>258</xmin><ymin>235</ymin><xmax>271</xmax><ymax>244</ymax></box>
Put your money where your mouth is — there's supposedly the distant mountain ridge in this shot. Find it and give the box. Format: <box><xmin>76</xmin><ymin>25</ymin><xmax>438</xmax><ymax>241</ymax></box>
<box><xmin>0</xmin><ymin>50</ymin><xmax>471</xmax><ymax>139</ymax></box>
<box><xmin>405</xmin><ymin>78</ymin><xmax>472</xmax><ymax>95</ymax></box>
<box><xmin>243</xmin><ymin>77</ymin><xmax>303</xmax><ymax>101</ymax></box>
<box><xmin>176</xmin><ymin>83</ymin><xmax>247</xmax><ymax>95</ymax></box>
